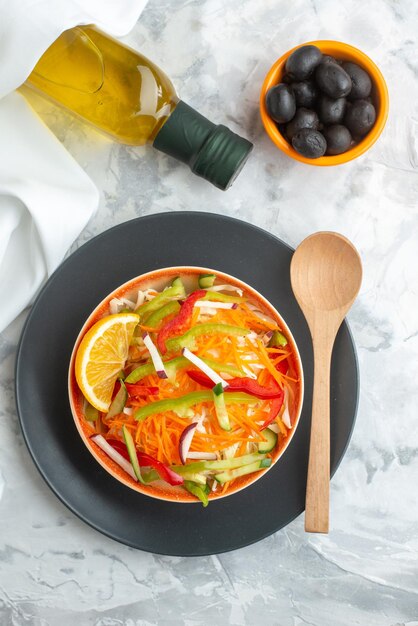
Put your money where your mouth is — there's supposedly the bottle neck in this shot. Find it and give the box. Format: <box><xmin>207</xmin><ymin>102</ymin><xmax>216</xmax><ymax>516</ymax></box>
<box><xmin>153</xmin><ymin>101</ymin><xmax>253</xmax><ymax>190</ymax></box>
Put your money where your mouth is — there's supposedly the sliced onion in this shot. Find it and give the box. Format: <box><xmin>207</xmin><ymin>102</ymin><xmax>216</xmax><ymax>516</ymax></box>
<box><xmin>182</xmin><ymin>347</ymin><xmax>228</xmax><ymax>388</ymax></box>
<box><xmin>109</xmin><ymin>298</ymin><xmax>125</xmax><ymax>314</ymax></box>
<box><xmin>144</xmin><ymin>289</ymin><xmax>158</xmax><ymax>300</ymax></box>
<box><xmin>262</xmin><ymin>330</ymin><xmax>274</xmax><ymax>345</ymax></box>
<box><xmin>194</xmin><ymin>301</ymin><xmax>237</xmax><ymax>309</ymax></box>
<box><xmin>121</xmin><ymin>297</ymin><xmax>136</xmax><ymax>309</ymax></box>
<box><xmin>266</xmin><ymin>421</ymin><xmax>280</xmax><ymax>434</ymax></box>
<box><xmin>135</xmin><ymin>290</ymin><xmax>145</xmax><ymax>309</ymax></box>
<box><xmin>206</xmin><ymin>284</ymin><xmax>243</xmax><ymax>296</ymax></box>
<box><xmin>179</xmin><ymin>422</ymin><xmax>197</xmax><ymax>464</ymax></box>
<box><xmin>194</xmin><ymin>410</ymin><xmax>207</xmax><ymax>433</ymax></box>
<box><xmin>222</xmin><ymin>442</ymin><xmax>240</xmax><ymax>459</ymax></box>
<box><xmin>237</xmin><ymin>332</ymin><xmax>258</xmax><ymax>347</ymax></box>
<box><xmin>143</xmin><ymin>332</ymin><xmax>168</xmax><ymax>379</ymax></box>
<box><xmin>195</xmin><ymin>307</ymin><xmax>218</xmax><ymax>318</ymax></box>
<box><xmin>186</xmin><ymin>451</ymin><xmax>217</xmax><ymax>460</ymax></box>
<box><xmin>91</xmin><ymin>435</ymin><xmax>137</xmax><ymax>481</ymax></box>
<box><xmin>246</xmin><ymin>303</ymin><xmax>277</xmax><ymax>325</ymax></box>
<box><xmin>109</xmin><ymin>297</ymin><xmax>136</xmax><ymax>314</ymax></box>
<box><xmin>123</xmin><ymin>407</ymin><xmax>134</xmax><ymax>416</ymax></box>
<box><xmin>241</xmin><ymin>366</ymin><xmax>257</xmax><ymax>380</ymax></box>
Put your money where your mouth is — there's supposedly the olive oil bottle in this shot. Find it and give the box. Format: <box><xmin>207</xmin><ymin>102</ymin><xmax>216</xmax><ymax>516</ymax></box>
<box><xmin>25</xmin><ymin>26</ymin><xmax>253</xmax><ymax>190</ymax></box>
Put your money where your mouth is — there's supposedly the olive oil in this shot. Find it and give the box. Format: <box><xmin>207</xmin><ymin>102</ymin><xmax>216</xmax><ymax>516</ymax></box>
<box><xmin>25</xmin><ymin>26</ymin><xmax>252</xmax><ymax>189</ymax></box>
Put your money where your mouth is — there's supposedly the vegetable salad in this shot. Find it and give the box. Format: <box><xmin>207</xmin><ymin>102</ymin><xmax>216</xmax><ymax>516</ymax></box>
<box><xmin>75</xmin><ymin>272</ymin><xmax>301</xmax><ymax>506</ymax></box>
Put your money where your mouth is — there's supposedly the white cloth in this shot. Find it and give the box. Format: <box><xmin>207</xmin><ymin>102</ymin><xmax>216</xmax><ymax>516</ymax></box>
<box><xmin>0</xmin><ymin>0</ymin><xmax>148</xmax><ymax>332</ymax></box>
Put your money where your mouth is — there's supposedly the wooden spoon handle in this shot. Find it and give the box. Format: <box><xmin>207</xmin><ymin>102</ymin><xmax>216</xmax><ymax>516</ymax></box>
<box><xmin>305</xmin><ymin>335</ymin><xmax>332</xmax><ymax>533</ymax></box>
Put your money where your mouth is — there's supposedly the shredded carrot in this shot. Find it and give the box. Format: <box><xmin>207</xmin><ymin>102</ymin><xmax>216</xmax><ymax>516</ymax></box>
<box><xmin>90</xmin><ymin>278</ymin><xmax>300</xmax><ymax>492</ymax></box>
<box><xmin>255</xmin><ymin>339</ymin><xmax>286</xmax><ymax>388</ymax></box>
<box><xmin>266</xmin><ymin>347</ymin><xmax>289</xmax><ymax>354</ymax></box>
<box><xmin>240</xmin><ymin>303</ymin><xmax>280</xmax><ymax>331</ymax></box>
<box><xmin>276</xmin><ymin>417</ymin><xmax>288</xmax><ymax>436</ymax></box>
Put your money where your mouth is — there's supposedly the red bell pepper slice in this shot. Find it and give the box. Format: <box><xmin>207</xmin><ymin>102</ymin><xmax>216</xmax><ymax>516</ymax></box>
<box><xmin>106</xmin><ymin>438</ymin><xmax>130</xmax><ymax>459</ymax></box>
<box><xmin>256</xmin><ymin>354</ymin><xmax>288</xmax><ymax>429</ymax></box>
<box><xmin>107</xmin><ymin>439</ymin><xmax>184</xmax><ymax>486</ymax></box>
<box><xmin>186</xmin><ymin>369</ymin><xmax>283</xmax><ymax>399</ymax></box>
<box><xmin>125</xmin><ymin>383</ymin><xmax>159</xmax><ymax>397</ymax></box>
<box><xmin>258</xmin><ymin>354</ymin><xmax>289</xmax><ymax>430</ymax></box>
<box><xmin>157</xmin><ymin>289</ymin><xmax>206</xmax><ymax>354</ymax></box>
<box><xmin>275</xmin><ymin>358</ymin><xmax>288</xmax><ymax>375</ymax></box>
<box><xmin>259</xmin><ymin>395</ymin><xmax>284</xmax><ymax>431</ymax></box>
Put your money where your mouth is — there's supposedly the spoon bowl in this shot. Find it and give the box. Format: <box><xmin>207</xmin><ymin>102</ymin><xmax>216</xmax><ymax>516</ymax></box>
<box><xmin>291</xmin><ymin>233</ymin><xmax>363</xmax><ymax>314</ymax></box>
<box><xmin>290</xmin><ymin>232</ymin><xmax>362</xmax><ymax>532</ymax></box>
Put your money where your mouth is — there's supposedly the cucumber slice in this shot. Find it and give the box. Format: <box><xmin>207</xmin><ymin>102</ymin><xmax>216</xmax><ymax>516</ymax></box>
<box><xmin>198</xmin><ymin>274</ymin><xmax>216</xmax><ymax>288</ymax></box>
<box><xmin>136</xmin><ymin>277</ymin><xmax>186</xmax><ymax>319</ymax></box>
<box><xmin>171</xmin><ymin>276</ymin><xmax>184</xmax><ymax>290</ymax></box>
<box><xmin>258</xmin><ymin>428</ymin><xmax>278</xmax><ymax>454</ymax></box>
<box><xmin>146</xmin><ymin>300</ymin><xmax>181</xmax><ymax>330</ymax></box>
<box><xmin>181</xmin><ymin>472</ymin><xmax>207</xmax><ymax>486</ymax></box>
<box><xmin>171</xmin><ymin>453</ymin><xmax>266</xmax><ymax>474</ymax></box>
<box><xmin>214</xmin><ymin>458</ymin><xmax>272</xmax><ymax>484</ymax></box>
<box><xmin>213</xmin><ymin>383</ymin><xmax>230</xmax><ymax>431</ymax></box>
<box><xmin>122</xmin><ymin>425</ymin><xmax>145</xmax><ymax>484</ymax></box>
<box><xmin>106</xmin><ymin>381</ymin><xmax>128</xmax><ymax>419</ymax></box>
<box><xmin>85</xmin><ymin>402</ymin><xmax>99</xmax><ymax>422</ymax></box>
<box><xmin>268</xmin><ymin>330</ymin><xmax>288</xmax><ymax>347</ymax></box>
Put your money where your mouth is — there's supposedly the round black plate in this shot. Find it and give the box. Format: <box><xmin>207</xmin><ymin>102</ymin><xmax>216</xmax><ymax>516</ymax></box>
<box><xmin>15</xmin><ymin>212</ymin><xmax>358</xmax><ymax>556</ymax></box>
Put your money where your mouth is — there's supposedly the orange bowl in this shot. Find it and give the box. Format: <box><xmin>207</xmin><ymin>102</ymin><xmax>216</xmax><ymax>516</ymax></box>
<box><xmin>260</xmin><ymin>40</ymin><xmax>389</xmax><ymax>165</ymax></box>
<box><xmin>68</xmin><ymin>266</ymin><xmax>304</xmax><ymax>505</ymax></box>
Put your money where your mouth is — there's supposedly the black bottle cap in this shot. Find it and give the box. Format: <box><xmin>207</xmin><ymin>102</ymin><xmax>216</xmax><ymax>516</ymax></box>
<box><xmin>153</xmin><ymin>101</ymin><xmax>253</xmax><ymax>190</ymax></box>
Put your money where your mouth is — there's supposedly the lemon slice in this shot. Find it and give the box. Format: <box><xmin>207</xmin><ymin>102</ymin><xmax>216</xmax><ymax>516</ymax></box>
<box><xmin>75</xmin><ymin>313</ymin><xmax>139</xmax><ymax>411</ymax></box>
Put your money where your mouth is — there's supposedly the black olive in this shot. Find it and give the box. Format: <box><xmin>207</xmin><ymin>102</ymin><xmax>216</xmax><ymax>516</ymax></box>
<box><xmin>342</xmin><ymin>62</ymin><xmax>372</xmax><ymax>100</ymax></box>
<box><xmin>315</xmin><ymin>62</ymin><xmax>352</xmax><ymax>98</ymax></box>
<box><xmin>292</xmin><ymin>128</ymin><xmax>327</xmax><ymax>158</ymax></box>
<box><xmin>285</xmin><ymin>108</ymin><xmax>319</xmax><ymax>140</ymax></box>
<box><xmin>265</xmin><ymin>84</ymin><xmax>296</xmax><ymax>123</ymax></box>
<box><xmin>317</xmin><ymin>95</ymin><xmax>346</xmax><ymax>124</ymax></box>
<box><xmin>322</xmin><ymin>125</ymin><xmax>352</xmax><ymax>155</ymax></box>
<box><xmin>285</xmin><ymin>45</ymin><xmax>322</xmax><ymax>81</ymax></box>
<box><xmin>281</xmin><ymin>73</ymin><xmax>293</xmax><ymax>84</ymax></box>
<box><xmin>321</xmin><ymin>55</ymin><xmax>341</xmax><ymax>65</ymax></box>
<box><xmin>344</xmin><ymin>99</ymin><xmax>376</xmax><ymax>135</ymax></box>
<box><xmin>290</xmin><ymin>80</ymin><xmax>318</xmax><ymax>108</ymax></box>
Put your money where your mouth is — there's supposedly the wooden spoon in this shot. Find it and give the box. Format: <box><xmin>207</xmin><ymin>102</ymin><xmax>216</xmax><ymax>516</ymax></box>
<box><xmin>290</xmin><ymin>232</ymin><xmax>362</xmax><ymax>533</ymax></box>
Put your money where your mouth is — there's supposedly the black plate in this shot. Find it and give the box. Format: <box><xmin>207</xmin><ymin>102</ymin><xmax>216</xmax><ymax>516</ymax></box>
<box><xmin>15</xmin><ymin>212</ymin><xmax>358</xmax><ymax>556</ymax></box>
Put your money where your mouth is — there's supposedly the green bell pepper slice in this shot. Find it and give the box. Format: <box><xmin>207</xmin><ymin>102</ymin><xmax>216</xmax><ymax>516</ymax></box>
<box><xmin>125</xmin><ymin>355</ymin><xmax>244</xmax><ymax>384</ymax></box>
<box><xmin>184</xmin><ymin>480</ymin><xmax>209</xmax><ymax>507</ymax></box>
<box><xmin>145</xmin><ymin>300</ymin><xmax>181</xmax><ymax>330</ymax></box>
<box><xmin>166</xmin><ymin>323</ymin><xmax>250</xmax><ymax>352</ymax></box>
<box><xmin>135</xmin><ymin>277</ymin><xmax>186</xmax><ymax>320</ymax></box>
<box><xmin>134</xmin><ymin>390</ymin><xmax>257</xmax><ymax>421</ymax></box>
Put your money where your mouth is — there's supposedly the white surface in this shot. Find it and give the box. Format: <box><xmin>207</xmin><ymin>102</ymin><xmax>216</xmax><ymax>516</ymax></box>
<box><xmin>0</xmin><ymin>0</ymin><xmax>147</xmax><ymax>332</ymax></box>
<box><xmin>1</xmin><ymin>0</ymin><xmax>418</xmax><ymax>624</ymax></box>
